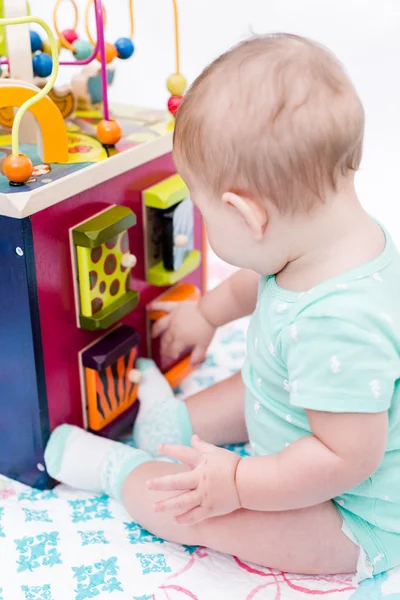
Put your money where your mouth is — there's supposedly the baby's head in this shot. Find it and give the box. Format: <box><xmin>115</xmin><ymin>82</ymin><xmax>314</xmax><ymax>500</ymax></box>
<box><xmin>173</xmin><ymin>34</ymin><xmax>365</xmax><ymax>274</ymax></box>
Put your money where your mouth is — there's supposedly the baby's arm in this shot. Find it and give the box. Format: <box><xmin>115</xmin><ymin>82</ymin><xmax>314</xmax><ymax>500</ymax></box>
<box><xmin>236</xmin><ymin>410</ymin><xmax>388</xmax><ymax>510</ymax></box>
<box><xmin>150</xmin><ymin>269</ymin><xmax>259</xmax><ymax>364</ymax></box>
<box><xmin>148</xmin><ymin>411</ymin><xmax>387</xmax><ymax>524</ymax></box>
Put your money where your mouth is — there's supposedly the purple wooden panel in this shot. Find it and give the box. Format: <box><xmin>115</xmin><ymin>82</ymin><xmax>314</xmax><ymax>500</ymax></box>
<box><xmin>31</xmin><ymin>153</ymin><xmax>205</xmax><ymax>432</ymax></box>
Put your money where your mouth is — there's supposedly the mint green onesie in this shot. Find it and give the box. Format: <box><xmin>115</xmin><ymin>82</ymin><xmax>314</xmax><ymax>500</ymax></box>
<box><xmin>242</xmin><ymin>228</ymin><xmax>400</xmax><ymax>575</ymax></box>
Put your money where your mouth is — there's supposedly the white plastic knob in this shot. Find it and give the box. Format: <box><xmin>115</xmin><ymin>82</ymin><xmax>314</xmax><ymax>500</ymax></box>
<box><xmin>121</xmin><ymin>253</ymin><xmax>137</xmax><ymax>269</ymax></box>
<box><xmin>128</xmin><ymin>368</ymin><xmax>142</xmax><ymax>384</ymax></box>
<box><xmin>174</xmin><ymin>234</ymin><xmax>189</xmax><ymax>248</ymax></box>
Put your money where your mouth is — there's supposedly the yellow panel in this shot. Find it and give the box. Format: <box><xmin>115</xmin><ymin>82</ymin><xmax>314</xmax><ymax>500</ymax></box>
<box><xmin>144</xmin><ymin>173</ymin><xmax>189</xmax><ymax>210</ymax></box>
<box><xmin>0</xmin><ymin>85</ymin><xmax>68</xmax><ymax>163</ymax></box>
<box><xmin>76</xmin><ymin>231</ymin><xmax>131</xmax><ymax>318</ymax></box>
<box><xmin>147</xmin><ymin>250</ymin><xmax>201</xmax><ymax>287</ymax></box>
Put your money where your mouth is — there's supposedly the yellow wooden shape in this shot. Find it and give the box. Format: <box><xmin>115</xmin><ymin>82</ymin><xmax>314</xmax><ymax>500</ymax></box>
<box><xmin>147</xmin><ymin>250</ymin><xmax>201</xmax><ymax>287</ymax></box>
<box><xmin>0</xmin><ymin>85</ymin><xmax>68</xmax><ymax>163</ymax></box>
<box><xmin>144</xmin><ymin>174</ymin><xmax>189</xmax><ymax>210</ymax></box>
<box><xmin>76</xmin><ymin>231</ymin><xmax>131</xmax><ymax>318</ymax></box>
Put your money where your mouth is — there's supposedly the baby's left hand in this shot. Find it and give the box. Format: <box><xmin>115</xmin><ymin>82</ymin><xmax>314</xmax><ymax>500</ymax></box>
<box><xmin>147</xmin><ymin>435</ymin><xmax>241</xmax><ymax>525</ymax></box>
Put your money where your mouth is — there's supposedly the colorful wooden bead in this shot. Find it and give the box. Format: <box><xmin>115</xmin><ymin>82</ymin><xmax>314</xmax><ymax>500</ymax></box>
<box><xmin>42</xmin><ymin>38</ymin><xmax>62</xmax><ymax>55</ymax></box>
<box><xmin>73</xmin><ymin>39</ymin><xmax>93</xmax><ymax>60</ymax></box>
<box><xmin>128</xmin><ymin>368</ymin><xmax>142</xmax><ymax>384</ymax></box>
<box><xmin>97</xmin><ymin>42</ymin><xmax>118</xmax><ymax>65</ymax></box>
<box><xmin>115</xmin><ymin>37</ymin><xmax>135</xmax><ymax>59</ymax></box>
<box><xmin>167</xmin><ymin>95</ymin><xmax>183</xmax><ymax>117</ymax></box>
<box><xmin>62</xmin><ymin>29</ymin><xmax>79</xmax><ymax>44</ymax></box>
<box><xmin>97</xmin><ymin>119</ymin><xmax>122</xmax><ymax>145</ymax></box>
<box><xmin>167</xmin><ymin>73</ymin><xmax>187</xmax><ymax>96</ymax></box>
<box><xmin>30</xmin><ymin>30</ymin><xmax>43</xmax><ymax>53</ymax></box>
<box><xmin>174</xmin><ymin>234</ymin><xmax>189</xmax><ymax>248</ymax></box>
<box><xmin>121</xmin><ymin>253</ymin><xmax>137</xmax><ymax>269</ymax></box>
<box><xmin>3</xmin><ymin>154</ymin><xmax>33</xmax><ymax>184</ymax></box>
<box><xmin>32</xmin><ymin>53</ymin><xmax>53</xmax><ymax>78</ymax></box>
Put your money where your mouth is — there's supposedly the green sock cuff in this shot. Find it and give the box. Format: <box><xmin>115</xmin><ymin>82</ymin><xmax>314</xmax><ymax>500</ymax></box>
<box><xmin>101</xmin><ymin>448</ymin><xmax>151</xmax><ymax>501</ymax></box>
<box><xmin>176</xmin><ymin>401</ymin><xmax>194</xmax><ymax>447</ymax></box>
<box><xmin>115</xmin><ymin>450</ymin><xmax>151</xmax><ymax>501</ymax></box>
<box><xmin>44</xmin><ymin>424</ymin><xmax>75</xmax><ymax>480</ymax></box>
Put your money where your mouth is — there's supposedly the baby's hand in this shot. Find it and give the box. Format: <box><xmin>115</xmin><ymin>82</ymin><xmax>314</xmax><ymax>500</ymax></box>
<box><xmin>149</xmin><ymin>301</ymin><xmax>216</xmax><ymax>366</ymax></box>
<box><xmin>147</xmin><ymin>435</ymin><xmax>241</xmax><ymax>525</ymax></box>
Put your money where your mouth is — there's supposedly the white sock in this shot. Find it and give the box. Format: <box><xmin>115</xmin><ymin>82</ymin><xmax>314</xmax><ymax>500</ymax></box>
<box><xmin>44</xmin><ymin>424</ymin><xmax>151</xmax><ymax>500</ymax></box>
<box><xmin>133</xmin><ymin>359</ymin><xmax>193</xmax><ymax>455</ymax></box>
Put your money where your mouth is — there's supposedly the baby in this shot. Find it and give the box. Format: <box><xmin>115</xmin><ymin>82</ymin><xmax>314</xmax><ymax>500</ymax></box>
<box><xmin>45</xmin><ymin>34</ymin><xmax>400</xmax><ymax>580</ymax></box>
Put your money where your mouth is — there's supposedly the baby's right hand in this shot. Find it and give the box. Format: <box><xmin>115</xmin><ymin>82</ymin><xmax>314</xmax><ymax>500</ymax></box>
<box><xmin>149</xmin><ymin>301</ymin><xmax>217</xmax><ymax>366</ymax></box>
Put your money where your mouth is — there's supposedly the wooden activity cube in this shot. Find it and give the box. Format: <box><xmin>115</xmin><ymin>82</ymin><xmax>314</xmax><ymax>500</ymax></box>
<box><xmin>0</xmin><ymin>115</ymin><xmax>205</xmax><ymax>489</ymax></box>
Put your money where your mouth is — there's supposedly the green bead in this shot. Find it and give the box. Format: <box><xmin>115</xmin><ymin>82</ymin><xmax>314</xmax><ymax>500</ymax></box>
<box><xmin>73</xmin><ymin>39</ymin><xmax>93</xmax><ymax>61</ymax></box>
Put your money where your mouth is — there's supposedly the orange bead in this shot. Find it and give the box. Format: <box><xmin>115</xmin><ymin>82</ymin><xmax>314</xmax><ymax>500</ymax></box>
<box><xmin>3</xmin><ymin>154</ymin><xmax>33</xmax><ymax>184</ymax></box>
<box><xmin>97</xmin><ymin>119</ymin><xmax>122</xmax><ymax>145</ymax></box>
<box><xmin>97</xmin><ymin>42</ymin><xmax>118</xmax><ymax>64</ymax></box>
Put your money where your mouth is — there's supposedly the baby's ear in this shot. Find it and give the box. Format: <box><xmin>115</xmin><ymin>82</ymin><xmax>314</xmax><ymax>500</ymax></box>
<box><xmin>222</xmin><ymin>192</ymin><xmax>267</xmax><ymax>241</ymax></box>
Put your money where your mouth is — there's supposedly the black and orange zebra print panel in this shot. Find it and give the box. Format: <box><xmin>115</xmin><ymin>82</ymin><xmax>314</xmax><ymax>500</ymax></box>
<box><xmin>81</xmin><ymin>325</ymin><xmax>140</xmax><ymax>431</ymax></box>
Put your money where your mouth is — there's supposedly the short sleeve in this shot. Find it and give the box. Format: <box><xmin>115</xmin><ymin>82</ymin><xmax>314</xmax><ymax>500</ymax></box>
<box><xmin>280</xmin><ymin>316</ymin><xmax>399</xmax><ymax>413</ymax></box>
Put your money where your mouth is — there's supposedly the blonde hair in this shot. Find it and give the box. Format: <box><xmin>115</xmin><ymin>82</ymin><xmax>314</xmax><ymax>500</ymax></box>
<box><xmin>173</xmin><ymin>34</ymin><xmax>364</xmax><ymax>213</ymax></box>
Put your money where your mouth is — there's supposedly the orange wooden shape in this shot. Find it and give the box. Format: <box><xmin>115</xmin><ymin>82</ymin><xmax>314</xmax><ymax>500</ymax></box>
<box><xmin>84</xmin><ymin>346</ymin><xmax>138</xmax><ymax>431</ymax></box>
<box><xmin>164</xmin><ymin>355</ymin><xmax>194</xmax><ymax>390</ymax></box>
<box><xmin>0</xmin><ymin>85</ymin><xmax>68</xmax><ymax>164</ymax></box>
<box><xmin>148</xmin><ymin>282</ymin><xmax>201</xmax><ymax>321</ymax></box>
<box><xmin>3</xmin><ymin>154</ymin><xmax>33</xmax><ymax>184</ymax></box>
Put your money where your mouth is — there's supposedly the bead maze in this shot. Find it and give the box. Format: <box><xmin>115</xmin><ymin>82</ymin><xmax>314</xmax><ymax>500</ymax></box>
<box><xmin>0</xmin><ymin>0</ymin><xmax>205</xmax><ymax>489</ymax></box>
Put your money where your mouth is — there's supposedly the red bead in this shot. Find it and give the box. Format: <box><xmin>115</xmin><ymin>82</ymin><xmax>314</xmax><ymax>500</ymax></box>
<box><xmin>3</xmin><ymin>154</ymin><xmax>33</xmax><ymax>184</ymax></box>
<box><xmin>168</xmin><ymin>95</ymin><xmax>183</xmax><ymax>117</ymax></box>
<box><xmin>62</xmin><ymin>29</ymin><xmax>78</xmax><ymax>44</ymax></box>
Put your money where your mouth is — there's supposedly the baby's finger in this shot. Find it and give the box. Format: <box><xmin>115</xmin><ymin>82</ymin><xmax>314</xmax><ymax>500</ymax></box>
<box><xmin>167</xmin><ymin>340</ymin><xmax>186</xmax><ymax>361</ymax></box>
<box><xmin>160</xmin><ymin>332</ymin><xmax>176</xmax><ymax>357</ymax></box>
<box><xmin>190</xmin><ymin>345</ymin><xmax>207</xmax><ymax>366</ymax></box>
<box><xmin>175</xmin><ymin>506</ymin><xmax>206</xmax><ymax>526</ymax></box>
<box><xmin>159</xmin><ymin>443</ymin><xmax>199</xmax><ymax>468</ymax></box>
<box><xmin>191</xmin><ymin>434</ymin><xmax>219</xmax><ymax>454</ymax></box>
<box><xmin>154</xmin><ymin>491</ymin><xmax>201</xmax><ymax>514</ymax></box>
<box><xmin>147</xmin><ymin>471</ymin><xmax>198</xmax><ymax>492</ymax></box>
<box><xmin>147</xmin><ymin>301</ymin><xmax>180</xmax><ymax>313</ymax></box>
<box><xmin>151</xmin><ymin>315</ymin><xmax>172</xmax><ymax>339</ymax></box>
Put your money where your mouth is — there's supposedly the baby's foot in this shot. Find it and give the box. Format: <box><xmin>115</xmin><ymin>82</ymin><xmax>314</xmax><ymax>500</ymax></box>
<box><xmin>45</xmin><ymin>425</ymin><xmax>150</xmax><ymax>499</ymax></box>
<box><xmin>133</xmin><ymin>359</ymin><xmax>193</xmax><ymax>455</ymax></box>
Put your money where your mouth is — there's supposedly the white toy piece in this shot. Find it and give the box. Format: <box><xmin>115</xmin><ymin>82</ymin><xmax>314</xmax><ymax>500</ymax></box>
<box><xmin>3</xmin><ymin>0</ymin><xmax>36</xmax><ymax>143</ymax></box>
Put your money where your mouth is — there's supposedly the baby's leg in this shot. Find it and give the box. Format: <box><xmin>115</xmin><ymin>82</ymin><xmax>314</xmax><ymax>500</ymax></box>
<box><xmin>123</xmin><ymin>461</ymin><xmax>358</xmax><ymax>576</ymax></box>
<box><xmin>185</xmin><ymin>371</ymin><xmax>247</xmax><ymax>445</ymax></box>
<box><xmin>45</xmin><ymin>427</ymin><xmax>357</xmax><ymax>575</ymax></box>
<box><xmin>133</xmin><ymin>360</ymin><xmax>247</xmax><ymax>455</ymax></box>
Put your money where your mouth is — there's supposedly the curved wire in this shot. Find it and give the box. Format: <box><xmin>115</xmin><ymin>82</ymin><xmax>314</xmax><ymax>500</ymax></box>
<box><xmin>84</xmin><ymin>0</ymin><xmax>107</xmax><ymax>46</ymax></box>
<box><xmin>85</xmin><ymin>0</ymin><xmax>134</xmax><ymax>45</ymax></box>
<box><xmin>128</xmin><ymin>0</ymin><xmax>135</xmax><ymax>39</ymax></box>
<box><xmin>53</xmin><ymin>0</ymin><xmax>79</xmax><ymax>52</ymax></box>
<box><xmin>172</xmin><ymin>0</ymin><xmax>180</xmax><ymax>74</ymax></box>
<box><xmin>0</xmin><ymin>15</ymin><xmax>59</xmax><ymax>156</ymax></box>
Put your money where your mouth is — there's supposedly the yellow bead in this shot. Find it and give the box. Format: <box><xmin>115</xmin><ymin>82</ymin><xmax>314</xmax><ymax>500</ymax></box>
<box><xmin>42</xmin><ymin>38</ymin><xmax>61</xmax><ymax>55</ymax></box>
<box><xmin>166</xmin><ymin>73</ymin><xmax>187</xmax><ymax>96</ymax></box>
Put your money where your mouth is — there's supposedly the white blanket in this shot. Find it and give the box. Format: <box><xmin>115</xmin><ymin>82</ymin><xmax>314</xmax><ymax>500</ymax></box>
<box><xmin>1</xmin><ymin>319</ymin><xmax>399</xmax><ymax>599</ymax></box>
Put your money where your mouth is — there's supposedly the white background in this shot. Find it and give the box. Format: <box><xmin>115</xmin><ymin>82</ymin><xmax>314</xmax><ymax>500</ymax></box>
<box><xmin>30</xmin><ymin>0</ymin><xmax>400</xmax><ymax>242</ymax></box>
